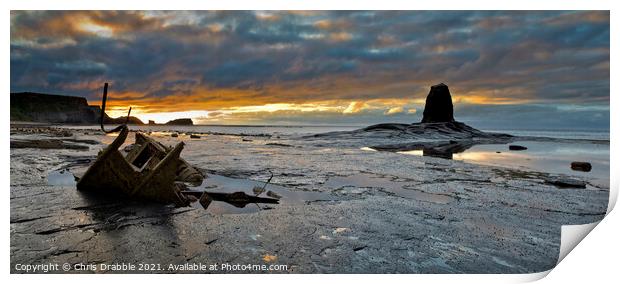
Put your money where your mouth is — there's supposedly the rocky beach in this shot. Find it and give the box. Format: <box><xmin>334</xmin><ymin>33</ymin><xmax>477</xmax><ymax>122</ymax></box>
<box><xmin>10</xmin><ymin>119</ymin><xmax>609</xmax><ymax>273</ymax></box>
<box><xmin>8</xmin><ymin>10</ymin><xmax>612</xmax><ymax>278</ymax></box>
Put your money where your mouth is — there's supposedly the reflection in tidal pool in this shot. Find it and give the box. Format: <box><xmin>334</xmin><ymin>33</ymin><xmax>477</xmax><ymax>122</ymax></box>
<box><xmin>47</xmin><ymin>170</ymin><xmax>76</xmax><ymax>186</ymax></box>
<box><xmin>397</xmin><ymin>150</ymin><xmax>423</xmax><ymax>156</ymax></box>
<box><xmin>190</xmin><ymin>174</ymin><xmax>334</xmax><ymax>214</ymax></box>
<box><xmin>382</xmin><ymin>141</ymin><xmax>609</xmax><ymax>187</ymax></box>
<box><xmin>452</xmin><ymin>142</ymin><xmax>609</xmax><ymax>187</ymax></box>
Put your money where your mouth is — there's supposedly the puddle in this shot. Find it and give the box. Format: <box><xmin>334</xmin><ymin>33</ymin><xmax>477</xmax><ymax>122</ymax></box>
<box><xmin>47</xmin><ymin>169</ymin><xmax>77</xmax><ymax>186</ymax></box>
<box><xmin>324</xmin><ymin>173</ymin><xmax>454</xmax><ymax>204</ymax></box>
<box><xmin>189</xmin><ymin>174</ymin><xmax>334</xmax><ymax>214</ymax></box>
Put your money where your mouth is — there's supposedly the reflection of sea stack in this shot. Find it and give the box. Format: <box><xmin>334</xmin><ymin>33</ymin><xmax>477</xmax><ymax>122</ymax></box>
<box><xmin>421</xmin><ymin>83</ymin><xmax>455</xmax><ymax>123</ymax></box>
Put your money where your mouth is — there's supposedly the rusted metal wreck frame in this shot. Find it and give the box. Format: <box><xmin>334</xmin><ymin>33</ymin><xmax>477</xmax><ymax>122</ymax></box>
<box><xmin>76</xmin><ymin>126</ymin><xmax>189</xmax><ymax>206</ymax></box>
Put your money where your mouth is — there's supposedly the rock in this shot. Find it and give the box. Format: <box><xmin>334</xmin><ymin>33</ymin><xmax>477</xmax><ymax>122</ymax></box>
<box><xmin>59</xmin><ymin>130</ymin><xmax>73</xmax><ymax>137</ymax></box>
<box><xmin>571</xmin><ymin>162</ymin><xmax>592</xmax><ymax>172</ymax></box>
<box><xmin>509</xmin><ymin>145</ymin><xmax>527</xmax><ymax>151</ymax></box>
<box><xmin>171</xmin><ymin>133</ymin><xmax>179</xmax><ymax>137</ymax></box>
<box><xmin>190</xmin><ymin>134</ymin><xmax>201</xmax><ymax>139</ymax></box>
<box><xmin>266</xmin><ymin>143</ymin><xmax>294</xmax><ymax>147</ymax></box>
<box><xmin>421</xmin><ymin>83</ymin><xmax>455</xmax><ymax>123</ymax></box>
<box><xmin>545</xmin><ymin>177</ymin><xmax>586</xmax><ymax>188</ymax></box>
<box><xmin>148</xmin><ymin>120</ymin><xmax>156</xmax><ymax>125</ymax></box>
<box><xmin>165</xmin><ymin>118</ymin><xmax>193</xmax><ymax>125</ymax></box>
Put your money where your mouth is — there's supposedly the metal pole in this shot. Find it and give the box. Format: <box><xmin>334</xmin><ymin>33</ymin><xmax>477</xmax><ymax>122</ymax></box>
<box><xmin>100</xmin><ymin>82</ymin><xmax>109</xmax><ymax>132</ymax></box>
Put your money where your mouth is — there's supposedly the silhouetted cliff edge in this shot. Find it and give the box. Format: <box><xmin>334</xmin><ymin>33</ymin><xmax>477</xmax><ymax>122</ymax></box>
<box><xmin>10</xmin><ymin>92</ymin><xmax>144</xmax><ymax>124</ymax></box>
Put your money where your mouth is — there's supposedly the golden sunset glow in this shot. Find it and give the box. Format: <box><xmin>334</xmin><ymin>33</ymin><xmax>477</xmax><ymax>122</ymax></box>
<box><xmin>77</xmin><ymin>20</ymin><xmax>114</xmax><ymax>37</ymax></box>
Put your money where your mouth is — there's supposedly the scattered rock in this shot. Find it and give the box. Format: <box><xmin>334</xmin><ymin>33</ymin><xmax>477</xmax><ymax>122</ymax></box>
<box><xmin>266</xmin><ymin>143</ymin><xmax>294</xmax><ymax>147</ymax></box>
<box><xmin>59</xmin><ymin>130</ymin><xmax>73</xmax><ymax>137</ymax></box>
<box><xmin>571</xmin><ymin>162</ymin><xmax>592</xmax><ymax>172</ymax></box>
<box><xmin>421</xmin><ymin>83</ymin><xmax>455</xmax><ymax>123</ymax></box>
<box><xmin>545</xmin><ymin>177</ymin><xmax>586</xmax><ymax>188</ymax></box>
<box><xmin>509</xmin><ymin>145</ymin><xmax>527</xmax><ymax>151</ymax></box>
<box><xmin>353</xmin><ymin>246</ymin><xmax>367</xmax><ymax>252</ymax></box>
<box><xmin>332</xmin><ymin>227</ymin><xmax>350</xmax><ymax>234</ymax></box>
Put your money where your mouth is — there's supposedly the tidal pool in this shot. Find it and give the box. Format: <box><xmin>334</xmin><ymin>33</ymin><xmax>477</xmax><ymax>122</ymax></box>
<box><xmin>394</xmin><ymin>141</ymin><xmax>609</xmax><ymax>187</ymax></box>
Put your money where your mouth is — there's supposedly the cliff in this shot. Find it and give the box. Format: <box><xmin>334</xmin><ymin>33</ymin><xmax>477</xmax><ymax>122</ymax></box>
<box><xmin>11</xmin><ymin>92</ymin><xmax>101</xmax><ymax>124</ymax></box>
<box><xmin>10</xmin><ymin>92</ymin><xmax>144</xmax><ymax>124</ymax></box>
<box><xmin>103</xmin><ymin>115</ymin><xmax>145</xmax><ymax>125</ymax></box>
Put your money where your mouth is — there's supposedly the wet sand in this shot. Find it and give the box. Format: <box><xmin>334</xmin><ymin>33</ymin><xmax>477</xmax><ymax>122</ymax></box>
<box><xmin>10</xmin><ymin>125</ymin><xmax>609</xmax><ymax>273</ymax></box>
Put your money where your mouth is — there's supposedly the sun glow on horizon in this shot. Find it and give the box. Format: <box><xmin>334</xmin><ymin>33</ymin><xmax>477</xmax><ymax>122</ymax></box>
<box><xmin>99</xmin><ymin>92</ymin><xmax>533</xmax><ymax>125</ymax></box>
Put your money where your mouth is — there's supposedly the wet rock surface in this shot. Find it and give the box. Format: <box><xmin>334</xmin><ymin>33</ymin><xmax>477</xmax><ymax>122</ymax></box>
<box><xmin>10</xmin><ymin>126</ymin><xmax>608</xmax><ymax>273</ymax></box>
<box><xmin>545</xmin><ymin>177</ymin><xmax>587</xmax><ymax>189</ymax></box>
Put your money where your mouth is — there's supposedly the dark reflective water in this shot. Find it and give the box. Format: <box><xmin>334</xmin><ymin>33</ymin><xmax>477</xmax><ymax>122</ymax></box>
<box><xmin>395</xmin><ymin>141</ymin><xmax>609</xmax><ymax>187</ymax></box>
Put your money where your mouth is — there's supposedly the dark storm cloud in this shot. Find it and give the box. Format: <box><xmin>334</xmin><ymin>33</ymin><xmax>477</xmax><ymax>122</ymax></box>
<box><xmin>10</xmin><ymin>10</ymin><xmax>609</xmax><ymax>127</ymax></box>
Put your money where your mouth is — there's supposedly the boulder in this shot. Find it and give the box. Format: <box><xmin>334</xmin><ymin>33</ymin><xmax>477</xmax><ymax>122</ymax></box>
<box><xmin>509</xmin><ymin>145</ymin><xmax>528</xmax><ymax>151</ymax></box>
<box><xmin>421</xmin><ymin>83</ymin><xmax>455</xmax><ymax>123</ymax></box>
<box><xmin>571</xmin><ymin>161</ymin><xmax>592</xmax><ymax>172</ymax></box>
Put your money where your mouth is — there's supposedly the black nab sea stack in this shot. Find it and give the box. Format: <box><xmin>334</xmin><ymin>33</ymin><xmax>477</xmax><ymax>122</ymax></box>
<box><xmin>421</xmin><ymin>83</ymin><xmax>455</xmax><ymax>123</ymax></box>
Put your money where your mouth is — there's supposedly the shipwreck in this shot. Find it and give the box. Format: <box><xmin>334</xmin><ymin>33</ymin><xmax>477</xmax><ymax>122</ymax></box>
<box><xmin>76</xmin><ymin>83</ymin><xmax>279</xmax><ymax>209</ymax></box>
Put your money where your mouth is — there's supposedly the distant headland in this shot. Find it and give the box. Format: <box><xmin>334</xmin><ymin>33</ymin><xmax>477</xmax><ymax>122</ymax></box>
<box><xmin>10</xmin><ymin>92</ymin><xmax>192</xmax><ymax>125</ymax></box>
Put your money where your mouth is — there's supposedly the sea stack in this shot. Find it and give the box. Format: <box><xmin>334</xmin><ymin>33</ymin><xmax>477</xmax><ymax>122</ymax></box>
<box><xmin>421</xmin><ymin>83</ymin><xmax>455</xmax><ymax>123</ymax></box>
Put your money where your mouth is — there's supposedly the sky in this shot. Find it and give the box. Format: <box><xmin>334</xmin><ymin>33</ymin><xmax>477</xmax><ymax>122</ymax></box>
<box><xmin>10</xmin><ymin>11</ymin><xmax>610</xmax><ymax>129</ymax></box>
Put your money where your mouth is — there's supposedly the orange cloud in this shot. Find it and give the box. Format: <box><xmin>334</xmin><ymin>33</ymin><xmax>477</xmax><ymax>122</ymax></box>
<box><xmin>385</xmin><ymin>106</ymin><xmax>404</xmax><ymax>115</ymax></box>
<box><xmin>342</xmin><ymin>101</ymin><xmax>368</xmax><ymax>114</ymax></box>
<box><xmin>329</xmin><ymin>32</ymin><xmax>353</xmax><ymax>42</ymax></box>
